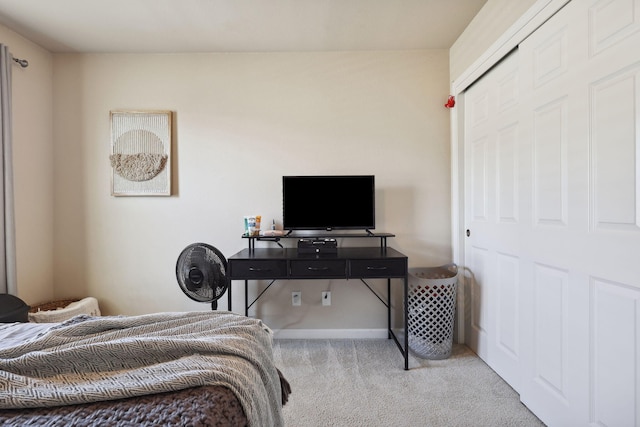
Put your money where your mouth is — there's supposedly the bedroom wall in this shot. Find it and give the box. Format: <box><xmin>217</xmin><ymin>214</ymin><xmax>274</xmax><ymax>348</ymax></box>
<box><xmin>0</xmin><ymin>24</ymin><xmax>54</xmax><ymax>304</ymax></box>
<box><xmin>51</xmin><ymin>50</ymin><xmax>452</xmax><ymax>333</ymax></box>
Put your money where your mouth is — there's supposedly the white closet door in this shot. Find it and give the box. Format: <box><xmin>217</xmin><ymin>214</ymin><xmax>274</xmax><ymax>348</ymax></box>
<box><xmin>464</xmin><ymin>0</ymin><xmax>640</xmax><ymax>425</ymax></box>
<box><xmin>516</xmin><ymin>2</ymin><xmax>590</xmax><ymax>423</ymax></box>
<box><xmin>518</xmin><ymin>0</ymin><xmax>640</xmax><ymax>425</ymax></box>
<box><xmin>464</xmin><ymin>50</ymin><xmax>522</xmax><ymax>390</ymax></box>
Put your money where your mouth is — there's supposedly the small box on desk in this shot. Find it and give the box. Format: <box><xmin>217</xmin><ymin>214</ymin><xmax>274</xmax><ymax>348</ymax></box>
<box><xmin>297</xmin><ymin>238</ymin><xmax>338</xmax><ymax>254</ymax></box>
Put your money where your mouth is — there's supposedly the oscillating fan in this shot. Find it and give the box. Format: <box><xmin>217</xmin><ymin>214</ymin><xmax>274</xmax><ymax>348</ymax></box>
<box><xmin>176</xmin><ymin>243</ymin><xmax>229</xmax><ymax>310</ymax></box>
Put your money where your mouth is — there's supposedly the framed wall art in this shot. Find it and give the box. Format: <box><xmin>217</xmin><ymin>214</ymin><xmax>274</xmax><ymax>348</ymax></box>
<box><xmin>110</xmin><ymin>110</ymin><xmax>172</xmax><ymax>196</ymax></box>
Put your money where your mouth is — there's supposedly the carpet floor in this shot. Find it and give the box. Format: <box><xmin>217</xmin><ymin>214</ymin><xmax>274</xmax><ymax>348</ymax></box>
<box><xmin>273</xmin><ymin>339</ymin><xmax>545</xmax><ymax>427</ymax></box>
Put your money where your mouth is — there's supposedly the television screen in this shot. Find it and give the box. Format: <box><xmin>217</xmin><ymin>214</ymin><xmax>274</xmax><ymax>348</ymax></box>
<box><xmin>282</xmin><ymin>175</ymin><xmax>375</xmax><ymax>231</ymax></box>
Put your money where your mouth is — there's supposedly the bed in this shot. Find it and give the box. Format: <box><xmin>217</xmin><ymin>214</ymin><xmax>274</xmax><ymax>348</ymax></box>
<box><xmin>0</xmin><ymin>311</ymin><xmax>290</xmax><ymax>426</ymax></box>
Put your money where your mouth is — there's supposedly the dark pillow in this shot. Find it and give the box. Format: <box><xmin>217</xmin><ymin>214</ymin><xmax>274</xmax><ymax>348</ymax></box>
<box><xmin>0</xmin><ymin>294</ymin><xmax>30</xmax><ymax>323</ymax></box>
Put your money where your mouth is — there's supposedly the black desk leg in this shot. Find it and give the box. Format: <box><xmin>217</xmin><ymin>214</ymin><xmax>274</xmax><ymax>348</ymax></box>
<box><xmin>244</xmin><ymin>280</ymin><xmax>249</xmax><ymax>317</ymax></box>
<box><xmin>228</xmin><ymin>282</ymin><xmax>232</xmax><ymax>311</ymax></box>
<box><xmin>404</xmin><ymin>275</ymin><xmax>409</xmax><ymax>370</ymax></box>
<box><xmin>387</xmin><ymin>279</ymin><xmax>391</xmax><ymax>339</ymax></box>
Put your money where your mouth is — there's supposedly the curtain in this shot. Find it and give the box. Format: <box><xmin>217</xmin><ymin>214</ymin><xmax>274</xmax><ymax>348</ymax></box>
<box><xmin>0</xmin><ymin>44</ymin><xmax>16</xmax><ymax>295</ymax></box>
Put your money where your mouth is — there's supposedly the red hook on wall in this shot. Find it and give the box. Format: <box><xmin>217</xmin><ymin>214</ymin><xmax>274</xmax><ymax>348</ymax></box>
<box><xmin>444</xmin><ymin>95</ymin><xmax>455</xmax><ymax>108</ymax></box>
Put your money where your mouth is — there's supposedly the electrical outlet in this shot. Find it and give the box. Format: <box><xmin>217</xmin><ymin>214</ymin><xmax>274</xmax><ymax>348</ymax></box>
<box><xmin>322</xmin><ymin>291</ymin><xmax>331</xmax><ymax>306</ymax></box>
<box><xmin>292</xmin><ymin>291</ymin><xmax>301</xmax><ymax>306</ymax></box>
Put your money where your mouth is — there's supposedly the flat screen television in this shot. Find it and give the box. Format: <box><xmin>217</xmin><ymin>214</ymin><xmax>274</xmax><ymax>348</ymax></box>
<box><xmin>282</xmin><ymin>175</ymin><xmax>375</xmax><ymax>231</ymax></box>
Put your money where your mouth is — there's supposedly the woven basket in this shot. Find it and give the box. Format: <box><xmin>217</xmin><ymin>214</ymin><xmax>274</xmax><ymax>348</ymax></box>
<box><xmin>407</xmin><ymin>264</ymin><xmax>458</xmax><ymax>360</ymax></box>
<box><xmin>28</xmin><ymin>297</ymin><xmax>101</xmax><ymax>323</ymax></box>
<box><xmin>29</xmin><ymin>299</ymin><xmax>79</xmax><ymax>313</ymax></box>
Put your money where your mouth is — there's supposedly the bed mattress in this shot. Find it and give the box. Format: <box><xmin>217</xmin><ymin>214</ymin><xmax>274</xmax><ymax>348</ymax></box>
<box><xmin>0</xmin><ymin>312</ymin><xmax>289</xmax><ymax>426</ymax></box>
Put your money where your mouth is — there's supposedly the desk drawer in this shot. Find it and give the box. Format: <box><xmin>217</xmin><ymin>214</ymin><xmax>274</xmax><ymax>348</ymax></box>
<box><xmin>230</xmin><ymin>260</ymin><xmax>288</xmax><ymax>279</ymax></box>
<box><xmin>290</xmin><ymin>259</ymin><xmax>346</xmax><ymax>278</ymax></box>
<box><xmin>350</xmin><ymin>259</ymin><xmax>406</xmax><ymax>278</ymax></box>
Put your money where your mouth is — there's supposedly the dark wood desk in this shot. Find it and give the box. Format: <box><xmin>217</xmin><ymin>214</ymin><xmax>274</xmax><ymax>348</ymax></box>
<box><xmin>227</xmin><ymin>246</ymin><xmax>409</xmax><ymax>370</ymax></box>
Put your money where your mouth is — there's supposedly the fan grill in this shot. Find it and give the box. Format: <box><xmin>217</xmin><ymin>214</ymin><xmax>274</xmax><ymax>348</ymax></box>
<box><xmin>176</xmin><ymin>243</ymin><xmax>229</xmax><ymax>306</ymax></box>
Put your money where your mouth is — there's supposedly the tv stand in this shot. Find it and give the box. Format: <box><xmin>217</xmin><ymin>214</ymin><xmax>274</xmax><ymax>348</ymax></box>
<box><xmin>245</xmin><ymin>231</ymin><xmax>394</xmax><ymax>251</ymax></box>
<box><xmin>228</xmin><ymin>232</ymin><xmax>409</xmax><ymax>370</ymax></box>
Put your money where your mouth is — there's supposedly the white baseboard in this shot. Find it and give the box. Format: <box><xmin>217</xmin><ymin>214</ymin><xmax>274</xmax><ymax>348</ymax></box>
<box><xmin>272</xmin><ymin>328</ymin><xmax>388</xmax><ymax>339</ymax></box>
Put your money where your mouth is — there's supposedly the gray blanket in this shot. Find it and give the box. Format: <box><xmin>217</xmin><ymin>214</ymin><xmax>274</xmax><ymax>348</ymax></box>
<box><xmin>0</xmin><ymin>311</ymin><xmax>284</xmax><ymax>427</ymax></box>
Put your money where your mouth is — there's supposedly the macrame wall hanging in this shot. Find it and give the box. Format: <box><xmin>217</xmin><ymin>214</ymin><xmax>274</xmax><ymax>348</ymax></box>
<box><xmin>110</xmin><ymin>110</ymin><xmax>172</xmax><ymax>196</ymax></box>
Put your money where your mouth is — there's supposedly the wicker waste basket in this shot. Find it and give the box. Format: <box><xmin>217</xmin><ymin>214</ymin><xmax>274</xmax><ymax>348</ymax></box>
<box><xmin>408</xmin><ymin>264</ymin><xmax>458</xmax><ymax>360</ymax></box>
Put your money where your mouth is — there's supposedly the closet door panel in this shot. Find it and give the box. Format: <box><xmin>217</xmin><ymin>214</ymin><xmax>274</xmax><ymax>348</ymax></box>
<box><xmin>518</xmin><ymin>0</ymin><xmax>640</xmax><ymax>425</ymax></box>
<box><xmin>532</xmin><ymin>97</ymin><xmax>568</xmax><ymax>227</ymax></box>
<box><xmin>590</xmin><ymin>66</ymin><xmax>640</xmax><ymax>231</ymax></box>
<box><xmin>464</xmin><ymin>50</ymin><xmax>523</xmax><ymax>388</ymax></box>
<box><xmin>590</xmin><ymin>279</ymin><xmax>640</xmax><ymax>426</ymax></box>
<box><xmin>532</xmin><ymin>263</ymin><xmax>570</xmax><ymax>399</ymax></box>
<box><xmin>518</xmin><ymin>2</ymin><xmax>590</xmax><ymax>424</ymax></box>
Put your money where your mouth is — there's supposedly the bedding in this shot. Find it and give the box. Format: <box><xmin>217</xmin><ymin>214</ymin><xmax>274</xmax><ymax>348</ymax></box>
<box><xmin>0</xmin><ymin>311</ymin><xmax>290</xmax><ymax>426</ymax></box>
<box><xmin>0</xmin><ymin>321</ymin><xmax>55</xmax><ymax>347</ymax></box>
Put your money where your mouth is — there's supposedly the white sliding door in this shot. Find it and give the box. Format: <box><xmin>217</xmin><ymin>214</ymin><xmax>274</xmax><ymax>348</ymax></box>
<box><xmin>462</xmin><ymin>0</ymin><xmax>640</xmax><ymax>425</ymax></box>
<box><xmin>518</xmin><ymin>0</ymin><xmax>640</xmax><ymax>425</ymax></box>
<box><xmin>464</xmin><ymin>49</ymin><xmax>522</xmax><ymax>390</ymax></box>
<box><xmin>516</xmin><ymin>3</ymin><xmax>591</xmax><ymax>423</ymax></box>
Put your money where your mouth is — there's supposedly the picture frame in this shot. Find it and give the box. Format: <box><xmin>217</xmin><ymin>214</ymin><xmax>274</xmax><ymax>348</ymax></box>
<box><xmin>109</xmin><ymin>110</ymin><xmax>172</xmax><ymax>196</ymax></box>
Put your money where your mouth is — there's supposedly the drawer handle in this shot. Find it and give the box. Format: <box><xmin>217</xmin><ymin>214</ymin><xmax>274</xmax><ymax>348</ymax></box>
<box><xmin>366</xmin><ymin>266</ymin><xmax>388</xmax><ymax>270</ymax></box>
<box><xmin>307</xmin><ymin>266</ymin><xmax>330</xmax><ymax>271</ymax></box>
<box><xmin>249</xmin><ymin>267</ymin><xmax>271</xmax><ymax>272</ymax></box>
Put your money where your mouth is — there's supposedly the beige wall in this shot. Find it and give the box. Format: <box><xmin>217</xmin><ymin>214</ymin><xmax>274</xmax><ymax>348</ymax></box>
<box><xmin>449</xmin><ymin>0</ymin><xmax>537</xmax><ymax>82</ymax></box>
<box><xmin>52</xmin><ymin>51</ymin><xmax>452</xmax><ymax>331</ymax></box>
<box><xmin>0</xmin><ymin>25</ymin><xmax>54</xmax><ymax>304</ymax></box>
<box><xmin>5</xmin><ymin>0</ymin><xmax>540</xmax><ymax>331</ymax></box>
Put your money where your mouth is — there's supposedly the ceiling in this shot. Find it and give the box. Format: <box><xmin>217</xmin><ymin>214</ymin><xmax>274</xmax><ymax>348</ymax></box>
<box><xmin>0</xmin><ymin>0</ymin><xmax>487</xmax><ymax>53</ymax></box>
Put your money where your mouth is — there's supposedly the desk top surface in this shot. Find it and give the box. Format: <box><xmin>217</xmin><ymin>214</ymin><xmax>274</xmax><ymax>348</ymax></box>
<box><xmin>228</xmin><ymin>247</ymin><xmax>407</xmax><ymax>261</ymax></box>
<box><xmin>243</xmin><ymin>232</ymin><xmax>395</xmax><ymax>239</ymax></box>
